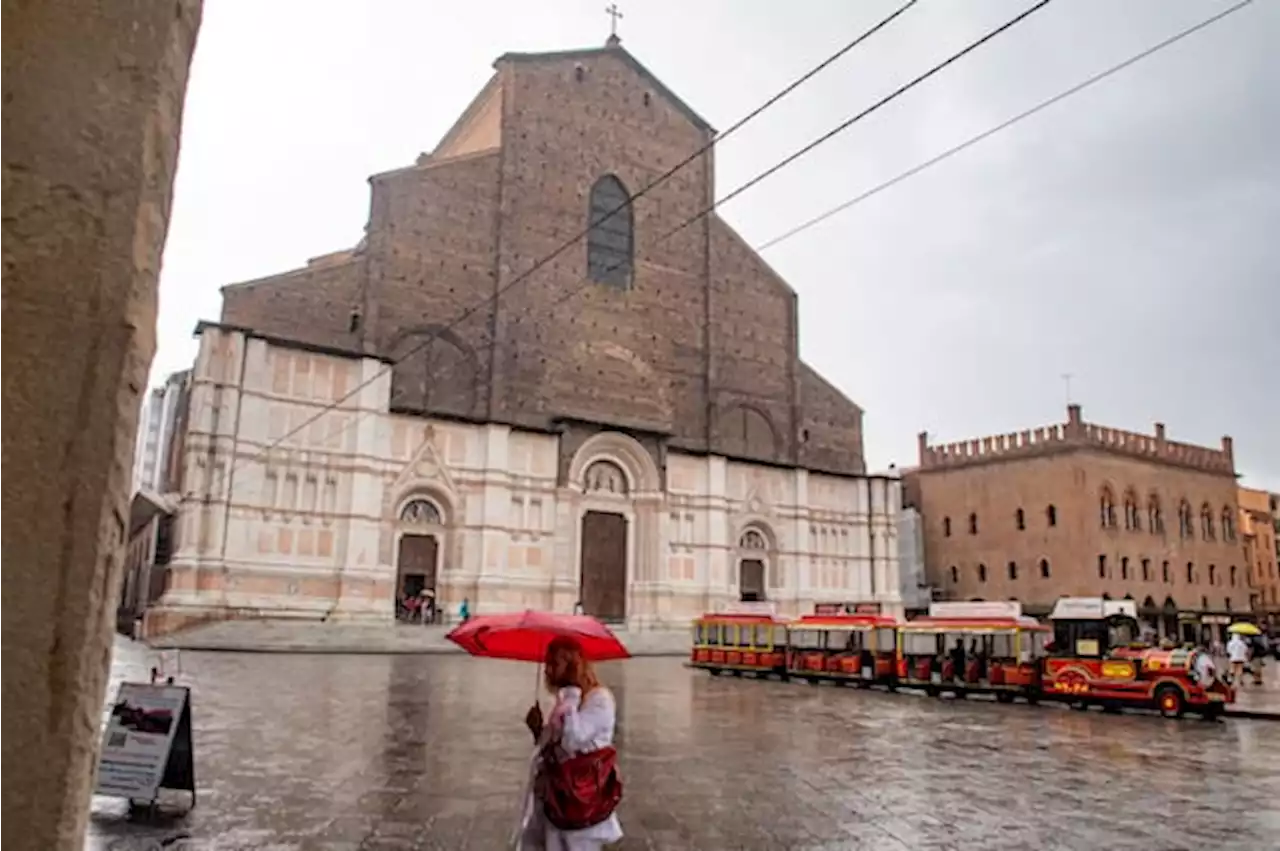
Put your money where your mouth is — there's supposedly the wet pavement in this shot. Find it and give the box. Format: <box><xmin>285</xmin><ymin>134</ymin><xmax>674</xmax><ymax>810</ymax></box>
<box><xmin>89</xmin><ymin>641</ymin><xmax>1280</xmax><ymax>850</ymax></box>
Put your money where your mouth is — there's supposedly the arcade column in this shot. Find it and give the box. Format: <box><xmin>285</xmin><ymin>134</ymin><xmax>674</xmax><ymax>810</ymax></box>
<box><xmin>1</xmin><ymin>2</ymin><xmax>202</xmax><ymax>848</ymax></box>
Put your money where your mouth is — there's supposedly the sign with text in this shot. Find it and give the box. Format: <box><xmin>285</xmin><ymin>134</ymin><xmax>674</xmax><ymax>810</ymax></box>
<box><xmin>95</xmin><ymin>682</ymin><xmax>194</xmax><ymax>804</ymax></box>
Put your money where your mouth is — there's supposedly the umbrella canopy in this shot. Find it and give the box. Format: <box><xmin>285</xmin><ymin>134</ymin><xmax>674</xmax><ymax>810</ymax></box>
<box><xmin>1227</xmin><ymin>622</ymin><xmax>1262</xmax><ymax>636</ymax></box>
<box><xmin>446</xmin><ymin>610</ymin><xmax>631</xmax><ymax>663</ymax></box>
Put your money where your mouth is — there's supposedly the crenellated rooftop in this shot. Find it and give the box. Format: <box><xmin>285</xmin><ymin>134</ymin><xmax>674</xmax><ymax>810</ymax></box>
<box><xmin>917</xmin><ymin>405</ymin><xmax>1235</xmax><ymax>476</ymax></box>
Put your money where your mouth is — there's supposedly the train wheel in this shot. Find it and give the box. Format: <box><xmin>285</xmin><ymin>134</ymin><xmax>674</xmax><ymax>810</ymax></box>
<box><xmin>996</xmin><ymin>692</ymin><xmax>1015</xmax><ymax>704</ymax></box>
<box><xmin>1155</xmin><ymin>685</ymin><xmax>1185</xmax><ymax>719</ymax></box>
<box><xmin>709</xmin><ymin>668</ymin><xmax>722</xmax><ymax>677</ymax></box>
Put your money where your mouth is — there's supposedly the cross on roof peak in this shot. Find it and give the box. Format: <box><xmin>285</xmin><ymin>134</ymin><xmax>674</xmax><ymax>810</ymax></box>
<box><xmin>605</xmin><ymin>3</ymin><xmax>623</xmax><ymax>43</ymax></box>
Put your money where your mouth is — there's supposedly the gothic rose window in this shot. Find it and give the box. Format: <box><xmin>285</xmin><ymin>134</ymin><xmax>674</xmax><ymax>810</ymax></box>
<box><xmin>586</xmin><ymin>175</ymin><xmax>633</xmax><ymax>290</ymax></box>
<box><xmin>584</xmin><ymin>460</ymin><xmax>629</xmax><ymax>495</ymax></box>
<box><xmin>400</xmin><ymin>498</ymin><xmax>443</xmax><ymax>525</ymax></box>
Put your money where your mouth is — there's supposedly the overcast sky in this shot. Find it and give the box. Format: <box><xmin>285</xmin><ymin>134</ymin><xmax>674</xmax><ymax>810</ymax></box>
<box><xmin>154</xmin><ymin>0</ymin><xmax>1279</xmax><ymax>489</ymax></box>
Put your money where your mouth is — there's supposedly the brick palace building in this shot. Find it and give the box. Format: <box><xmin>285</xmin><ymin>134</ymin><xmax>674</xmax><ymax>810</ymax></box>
<box><xmin>134</xmin><ymin>36</ymin><xmax>902</xmax><ymax>634</ymax></box>
<box><xmin>904</xmin><ymin>404</ymin><xmax>1244</xmax><ymax>644</ymax></box>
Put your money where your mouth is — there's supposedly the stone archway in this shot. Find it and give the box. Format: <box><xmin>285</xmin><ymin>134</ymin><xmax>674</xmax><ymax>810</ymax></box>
<box><xmin>394</xmin><ymin>495</ymin><xmax>447</xmax><ymax>623</ymax></box>
<box><xmin>736</xmin><ymin>526</ymin><xmax>772</xmax><ymax>602</ymax></box>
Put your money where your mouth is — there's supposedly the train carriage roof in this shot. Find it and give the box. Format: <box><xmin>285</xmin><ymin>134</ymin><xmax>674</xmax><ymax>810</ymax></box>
<box><xmin>900</xmin><ymin>616</ymin><xmax>1048</xmax><ymax>633</ymax></box>
<box><xmin>793</xmin><ymin>614</ymin><xmax>899</xmax><ymax>629</ymax></box>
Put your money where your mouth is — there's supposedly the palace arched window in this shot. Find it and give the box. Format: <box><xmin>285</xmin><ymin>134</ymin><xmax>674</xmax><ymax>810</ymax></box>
<box><xmin>400</xmin><ymin>498</ymin><xmax>443</xmax><ymax>526</ymax></box>
<box><xmin>1221</xmin><ymin>507</ymin><xmax>1235</xmax><ymax>542</ymax></box>
<box><xmin>1123</xmin><ymin>490</ymin><xmax>1140</xmax><ymax>531</ymax></box>
<box><xmin>1178</xmin><ymin>500</ymin><xmax>1193</xmax><ymax>538</ymax></box>
<box><xmin>1099</xmin><ymin>488</ymin><xmax>1116</xmax><ymax>529</ymax></box>
<box><xmin>586</xmin><ymin>175</ymin><xmax>633</xmax><ymax>290</ymax></box>
<box><xmin>1200</xmin><ymin>503</ymin><xmax>1215</xmax><ymax>541</ymax></box>
<box><xmin>1147</xmin><ymin>494</ymin><xmax>1163</xmax><ymax>534</ymax></box>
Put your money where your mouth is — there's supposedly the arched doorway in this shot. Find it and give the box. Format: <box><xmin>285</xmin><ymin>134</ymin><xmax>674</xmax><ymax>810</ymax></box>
<box><xmin>578</xmin><ymin>460</ymin><xmax>629</xmax><ymax>622</ymax></box>
<box><xmin>737</xmin><ymin>528</ymin><xmax>769</xmax><ymax>602</ymax></box>
<box><xmin>395</xmin><ymin>496</ymin><xmax>445</xmax><ymax>622</ymax></box>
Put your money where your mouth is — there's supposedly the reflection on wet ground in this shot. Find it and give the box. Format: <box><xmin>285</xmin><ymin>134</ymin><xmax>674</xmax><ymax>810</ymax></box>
<box><xmin>89</xmin><ymin>643</ymin><xmax>1280</xmax><ymax>850</ymax></box>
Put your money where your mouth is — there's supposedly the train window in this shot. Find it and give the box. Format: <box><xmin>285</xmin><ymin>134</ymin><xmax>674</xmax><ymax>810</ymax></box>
<box><xmin>902</xmin><ymin>632</ymin><xmax>935</xmax><ymax>655</ymax></box>
<box><xmin>693</xmin><ymin>624</ymin><xmax>705</xmax><ymax>645</ymax></box>
<box><xmin>875</xmin><ymin>627</ymin><xmax>896</xmax><ymax>651</ymax></box>
<box><xmin>990</xmin><ymin>634</ymin><xmax>1013</xmax><ymax>658</ymax></box>
<box><xmin>754</xmin><ymin>625</ymin><xmax>772</xmax><ymax>647</ymax></box>
<box><xmin>740</xmin><ymin>626</ymin><xmax>756</xmax><ymax>648</ymax></box>
<box><xmin>719</xmin><ymin>625</ymin><xmax>734</xmax><ymax>646</ymax></box>
<box><xmin>792</xmin><ymin>629</ymin><xmax>821</xmax><ymax>650</ymax></box>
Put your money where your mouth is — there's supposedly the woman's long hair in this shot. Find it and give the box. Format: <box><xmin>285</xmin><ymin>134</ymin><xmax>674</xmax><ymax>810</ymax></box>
<box><xmin>544</xmin><ymin>636</ymin><xmax>600</xmax><ymax>696</ymax></box>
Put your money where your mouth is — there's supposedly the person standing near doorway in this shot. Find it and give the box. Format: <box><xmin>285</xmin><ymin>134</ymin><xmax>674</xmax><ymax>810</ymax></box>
<box><xmin>1227</xmin><ymin>631</ymin><xmax>1250</xmax><ymax>686</ymax></box>
<box><xmin>459</xmin><ymin>597</ymin><xmax>471</xmax><ymax>624</ymax></box>
<box><xmin>573</xmin><ymin>600</ymin><xmax>585</xmax><ymax>616</ymax></box>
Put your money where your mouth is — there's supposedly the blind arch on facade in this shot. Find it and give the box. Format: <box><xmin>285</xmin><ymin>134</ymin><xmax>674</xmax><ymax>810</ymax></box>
<box><xmin>586</xmin><ymin>175</ymin><xmax>634</xmax><ymax>290</ymax></box>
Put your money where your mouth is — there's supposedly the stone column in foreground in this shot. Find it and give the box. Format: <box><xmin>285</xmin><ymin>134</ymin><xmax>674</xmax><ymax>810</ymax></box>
<box><xmin>1</xmin><ymin>1</ymin><xmax>202</xmax><ymax>848</ymax></box>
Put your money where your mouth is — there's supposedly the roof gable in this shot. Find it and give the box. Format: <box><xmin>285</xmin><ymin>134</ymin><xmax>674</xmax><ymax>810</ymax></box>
<box><xmin>496</xmin><ymin>41</ymin><xmax>714</xmax><ymax>135</ymax></box>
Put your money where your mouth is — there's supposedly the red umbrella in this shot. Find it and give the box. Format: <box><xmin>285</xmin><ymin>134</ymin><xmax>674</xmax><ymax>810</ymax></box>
<box><xmin>446</xmin><ymin>610</ymin><xmax>631</xmax><ymax>663</ymax></box>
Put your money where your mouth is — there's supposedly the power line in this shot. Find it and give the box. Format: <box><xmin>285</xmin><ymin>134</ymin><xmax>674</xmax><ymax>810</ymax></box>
<box><xmin>224</xmin><ymin>0</ymin><xmax>1056</xmax><ymax>482</ymax></box>
<box><xmin>755</xmin><ymin>0</ymin><xmax>1256</xmax><ymax>253</ymax></box>
<box><xmin>220</xmin><ymin>1</ymin><xmax>923</xmax><ymax>474</ymax></box>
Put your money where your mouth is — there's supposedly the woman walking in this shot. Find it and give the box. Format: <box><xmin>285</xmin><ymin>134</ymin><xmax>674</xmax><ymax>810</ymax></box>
<box><xmin>517</xmin><ymin>637</ymin><xmax>623</xmax><ymax>850</ymax></box>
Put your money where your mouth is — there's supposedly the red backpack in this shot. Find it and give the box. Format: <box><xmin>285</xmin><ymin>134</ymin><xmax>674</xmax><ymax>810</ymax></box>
<box><xmin>537</xmin><ymin>745</ymin><xmax>623</xmax><ymax>831</ymax></box>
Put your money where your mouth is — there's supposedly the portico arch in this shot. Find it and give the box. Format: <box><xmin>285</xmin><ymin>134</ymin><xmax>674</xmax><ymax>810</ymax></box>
<box><xmin>391</xmin><ymin>490</ymin><xmax>451</xmax><ymax>622</ymax></box>
<box><xmin>735</xmin><ymin>522</ymin><xmax>776</xmax><ymax>602</ymax></box>
<box><xmin>567</xmin><ymin>432</ymin><xmax>660</xmax><ymax>624</ymax></box>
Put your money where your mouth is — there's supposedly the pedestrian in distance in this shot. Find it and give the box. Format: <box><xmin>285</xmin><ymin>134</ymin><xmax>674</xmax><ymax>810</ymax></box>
<box><xmin>1227</xmin><ymin>631</ymin><xmax>1250</xmax><ymax>686</ymax></box>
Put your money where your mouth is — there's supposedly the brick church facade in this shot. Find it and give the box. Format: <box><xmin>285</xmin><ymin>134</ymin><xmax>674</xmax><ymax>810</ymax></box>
<box><xmin>142</xmin><ymin>38</ymin><xmax>899</xmax><ymax>633</ymax></box>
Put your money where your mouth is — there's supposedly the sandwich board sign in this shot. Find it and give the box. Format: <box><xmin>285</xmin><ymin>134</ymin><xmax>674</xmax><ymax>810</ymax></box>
<box><xmin>95</xmin><ymin>681</ymin><xmax>196</xmax><ymax>811</ymax></box>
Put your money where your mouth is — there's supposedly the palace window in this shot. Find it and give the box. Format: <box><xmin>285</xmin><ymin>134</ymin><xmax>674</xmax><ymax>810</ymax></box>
<box><xmin>1039</xmin><ymin>559</ymin><xmax>1051</xmax><ymax>579</ymax></box>
<box><xmin>950</xmin><ymin>565</ymin><xmax>959</xmax><ymax>583</ymax></box>
<box><xmin>1221</xmin><ymin>507</ymin><xmax>1236</xmax><ymax>542</ymax></box>
<box><xmin>1046</xmin><ymin>504</ymin><xmax>1057</xmax><ymax>527</ymax></box>
<box><xmin>1147</xmin><ymin>495</ymin><xmax>1163</xmax><ymax>534</ymax></box>
<box><xmin>977</xmin><ymin>563</ymin><xmax>987</xmax><ymax>582</ymax></box>
<box><xmin>1208</xmin><ymin>564</ymin><xmax>1218</xmax><ymax>585</ymax></box>
<box><xmin>1200</xmin><ymin>503</ymin><xmax>1215</xmax><ymax>541</ymax></box>
<box><xmin>1123</xmin><ymin>490</ymin><xmax>1140</xmax><ymax>531</ymax></box>
<box><xmin>1186</xmin><ymin>562</ymin><xmax>1195</xmax><ymax>584</ymax></box>
<box><xmin>1100</xmin><ymin>488</ymin><xmax>1116</xmax><ymax>529</ymax></box>
<box><xmin>1178</xmin><ymin>501</ymin><xmax>1193</xmax><ymax>538</ymax></box>
<box><xmin>1230</xmin><ymin>564</ymin><xmax>1237</xmax><ymax>586</ymax></box>
<box><xmin>1162</xmin><ymin>560</ymin><xmax>1171</xmax><ymax>583</ymax></box>
<box><xmin>1141</xmin><ymin>558</ymin><xmax>1151</xmax><ymax>582</ymax></box>
<box><xmin>943</xmin><ymin>516</ymin><xmax>952</xmax><ymax>537</ymax></box>
<box><xmin>968</xmin><ymin>513</ymin><xmax>978</xmax><ymax>535</ymax></box>
<box><xmin>1008</xmin><ymin>561</ymin><xmax>1018</xmax><ymax>580</ymax></box>
<box><xmin>586</xmin><ymin>175</ymin><xmax>634</xmax><ymax>290</ymax></box>
<box><xmin>1015</xmin><ymin>508</ymin><xmax>1025</xmax><ymax>531</ymax></box>
<box><xmin>1098</xmin><ymin>554</ymin><xmax>1107</xmax><ymax>579</ymax></box>
<box><xmin>1121</xmin><ymin>557</ymin><xmax>1130</xmax><ymax>580</ymax></box>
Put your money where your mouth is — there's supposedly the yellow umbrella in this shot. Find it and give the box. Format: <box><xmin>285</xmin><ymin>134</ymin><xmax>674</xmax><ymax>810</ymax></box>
<box><xmin>1227</xmin><ymin>622</ymin><xmax>1261</xmax><ymax>636</ymax></box>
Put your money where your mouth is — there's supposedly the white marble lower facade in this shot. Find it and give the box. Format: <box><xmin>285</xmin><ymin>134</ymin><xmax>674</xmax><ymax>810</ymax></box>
<box><xmin>145</xmin><ymin>325</ymin><xmax>902</xmax><ymax>634</ymax></box>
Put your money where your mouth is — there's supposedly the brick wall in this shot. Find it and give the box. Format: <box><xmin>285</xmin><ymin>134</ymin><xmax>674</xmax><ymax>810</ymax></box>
<box><xmin>907</xmin><ymin>448</ymin><xmax>1245</xmax><ymax>612</ymax></box>
<box><xmin>214</xmin><ymin>44</ymin><xmax>867</xmax><ymax>476</ymax></box>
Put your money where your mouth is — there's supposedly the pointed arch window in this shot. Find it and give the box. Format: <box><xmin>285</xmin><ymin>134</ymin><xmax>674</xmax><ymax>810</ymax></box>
<box><xmin>1147</xmin><ymin>494</ymin><xmax>1163</xmax><ymax>535</ymax></box>
<box><xmin>1200</xmin><ymin>503</ymin><xmax>1215</xmax><ymax>541</ymax></box>
<box><xmin>1177</xmin><ymin>500</ymin><xmax>1193</xmax><ymax>539</ymax></box>
<box><xmin>1221</xmin><ymin>507</ymin><xmax>1235</xmax><ymax>542</ymax></box>
<box><xmin>587</xmin><ymin>175</ymin><xmax>634</xmax><ymax>290</ymax></box>
<box><xmin>1123</xmin><ymin>490</ymin><xmax>1140</xmax><ymax>531</ymax></box>
<box><xmin>1100</xmin><ymin>487</ymin><xmax>1116</xmax><ymax>529</ymax></box>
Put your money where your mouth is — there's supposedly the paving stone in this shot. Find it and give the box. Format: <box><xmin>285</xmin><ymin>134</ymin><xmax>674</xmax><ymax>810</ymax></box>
<box><xmin>87</xmin><ymin>640</ymin><xmax>1280</xmax><ymax>850</ymax></box>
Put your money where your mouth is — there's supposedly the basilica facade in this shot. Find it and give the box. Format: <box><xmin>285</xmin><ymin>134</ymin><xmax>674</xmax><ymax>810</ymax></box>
<box><xmin>141</xmin><ymin>37</ymin><xmax>902</xmax><ymax>633</ymax></box>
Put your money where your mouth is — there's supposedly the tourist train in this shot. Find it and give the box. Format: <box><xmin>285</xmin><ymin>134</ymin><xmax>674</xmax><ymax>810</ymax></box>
<box><xmin>689</xmin><ymin>598</ymin><xmax>1235</xmax><ymax>719</ymax></box>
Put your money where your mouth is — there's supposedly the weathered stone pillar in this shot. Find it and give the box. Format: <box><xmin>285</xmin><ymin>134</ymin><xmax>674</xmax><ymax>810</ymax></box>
<box><xmin>1</xmin><ymin>2</ymin><xmax>202</xmax><ymax>848</ymax></box>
